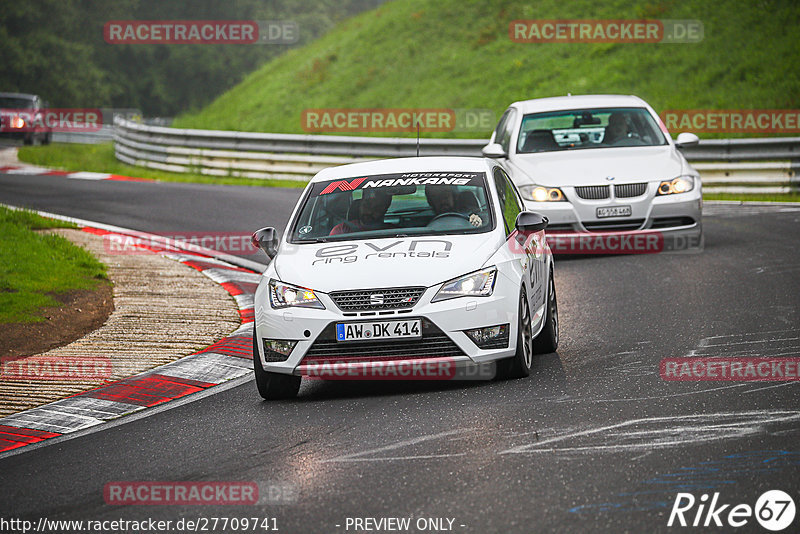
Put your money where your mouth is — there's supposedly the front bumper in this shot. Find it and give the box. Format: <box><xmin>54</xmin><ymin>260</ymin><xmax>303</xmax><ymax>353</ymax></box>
<box><xmin>253</xmin><ymin>274</ymin><xmax>523</xmax><ymax>376</ymax></box>
<box><xmin>523</xmin><ymin>182</ymin><xmax>703</xmax><ymax>253</ymax></box>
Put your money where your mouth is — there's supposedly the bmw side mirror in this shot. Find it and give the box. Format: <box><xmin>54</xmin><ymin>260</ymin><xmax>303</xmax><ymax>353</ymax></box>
<box><xmin>515</xmin><ymin>211</ymin><xmax>549</xmax><ymax>232</ymax></box>
<box><xmin>482</xmin><ymin>143</ymin><xmax>508</xmax><ymax>159</ymax></box>
<box><xmin>675</xmin><ymin>132</ymin><xmax>700</xmax><ymax>148</ymax></box>
<box><xmin>251</xmin><ymin>227</ymin><xmax>279</xmax><ymax>258</ymax></box>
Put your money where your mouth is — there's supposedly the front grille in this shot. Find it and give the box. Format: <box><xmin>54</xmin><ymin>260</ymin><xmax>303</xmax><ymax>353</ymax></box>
<box><xmin>614</xmin><ymin>183</ymin><xmax>647</xmax><ymax>198</ymax></box>
<box><xmin>574</xmin><ymin>185</ymin><xmax>610</xmax><ymax>199</ymax></box>
<box><xmin>583</xmin><ymin>219</ymin><xmax>646</xmax><ymax>231</ymax></box>
<box><xmin>329</xmin><ymin>287</ymin><xmax>425</xmax><ymax>312</ymax></box>
<box><xmin>650</xmin><ymin>216</ymin><xmax>696</xmax><ymax>229</ymax></box>
<box><xmin>302</xmin><ymin>319</ymin><xmax>464</xmax><ymax>363</ymax></box>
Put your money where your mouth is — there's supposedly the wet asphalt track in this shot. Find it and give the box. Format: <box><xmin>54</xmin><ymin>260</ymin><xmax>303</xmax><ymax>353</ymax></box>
<box><xmin>1</xmin><ymin>172</ymin><xmax>799</xmax><ymax>533</ymax></box>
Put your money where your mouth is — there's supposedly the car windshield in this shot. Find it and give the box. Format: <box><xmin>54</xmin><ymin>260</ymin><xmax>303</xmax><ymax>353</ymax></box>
<box><xmin>517</xmin><ymin>107</ymin><xmax>667</xmax><ymax>153</ymax></box>
<box><xmin>290</xmin><ymin>171</ymin><xmax>494</xmax><ymax>242</ymax></box>
<box><xmin>0</xmin><ymin>97</ymin><xmax>35</xmax><ymax>108</ymax></box>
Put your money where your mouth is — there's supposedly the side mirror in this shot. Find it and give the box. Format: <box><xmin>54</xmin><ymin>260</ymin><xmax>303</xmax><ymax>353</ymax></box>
<box><xmin>675</xmin><ymin>132</ymin><xmax>699</xmax><ymax>148</ymax></box>
<box><xmin>482</xmin><ymin>143</ymin><xmax>508</xmax><ymax>159</ymax></box>
<box><xmin>251</xmin><ymin>227</ymin><xmax>279</xmax><ymax>258</ymax></box>
<box><xmin>515</xmin><ymin>211</ymin><xmax>549</xmax><ymax>232</ymax></box>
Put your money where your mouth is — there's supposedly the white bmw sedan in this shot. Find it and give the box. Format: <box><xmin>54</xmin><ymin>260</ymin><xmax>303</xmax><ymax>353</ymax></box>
<box><xmin>482</xmin><ymin>95</ymin><xmax>702</xmax><ymax>252</ymax></box>
<box><xmin>251</xmin><ymin>157</ymin><xmax>558</xmax><ymax>399</ymax></box>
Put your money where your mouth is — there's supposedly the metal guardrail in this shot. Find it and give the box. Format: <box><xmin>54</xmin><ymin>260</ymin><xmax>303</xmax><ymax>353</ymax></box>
<box><xmin>114</xmin><ymin>118</ymin><xmax>799</xmax><ymax>193</ymax></box>
<box><xmin>52</xmin><ymin>125</ymin><xmax>114</xmax><ymax>144</ymax></box>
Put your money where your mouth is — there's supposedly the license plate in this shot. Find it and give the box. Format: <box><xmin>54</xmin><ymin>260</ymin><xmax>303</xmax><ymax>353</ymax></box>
<box><xmin>596</xmin><ymin>205</ymin><xmax>632</xmax><ymax>218</ymax></box>
<box><xmin>336</xmin><ymin>319</ymin><xmax>422</xmax><ymax>342</ymax></box>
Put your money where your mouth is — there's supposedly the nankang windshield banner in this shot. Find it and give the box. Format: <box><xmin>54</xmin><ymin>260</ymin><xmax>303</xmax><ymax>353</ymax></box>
<box><xmin>314</xmin><ymin>172</ymin><xmax>486</xmax><ymax>196</ymax></box>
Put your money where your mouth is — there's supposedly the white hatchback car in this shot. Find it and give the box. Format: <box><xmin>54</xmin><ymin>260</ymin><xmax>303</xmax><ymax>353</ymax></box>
<box><xmin>251</xmin><ymin>157</ymin><xmax>558</xmax><ymax>399</ymax></box>
<box><xmin>483</xmin><ymin>95</ymin><xmax>702</xmax><ymax>252</ymax></box>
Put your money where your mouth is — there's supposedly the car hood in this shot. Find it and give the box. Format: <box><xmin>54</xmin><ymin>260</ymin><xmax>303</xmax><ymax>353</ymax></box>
<box><xmin>272</xmin><ymin>233</ymin><xmax>502</xmax><ymax>293</ymax></box>
<box><xmin>510</xmin><ymin>145</ymin><xmax>687</xmax><ymax>186</ymax></box>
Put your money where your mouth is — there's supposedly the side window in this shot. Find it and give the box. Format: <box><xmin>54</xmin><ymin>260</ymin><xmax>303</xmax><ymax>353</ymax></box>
<box><xmin>492</xmin><ymin>109</ymin><xmax>511</xmax><ymax>144</ymax></box>
<box><xmin>493</xmin><ymin>167</ymin><xmax>522</xmax><ymax>235</ymax></box>
<box><xmin>498</xmin><ymin>109</ymin><xmax>517</xmax><ymax>154</ymax></box>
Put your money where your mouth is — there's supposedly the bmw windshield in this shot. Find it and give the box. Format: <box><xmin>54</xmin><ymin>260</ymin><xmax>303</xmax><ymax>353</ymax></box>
<box><xmin>0</xmin><ymin>97</ymin><xmax>35</xmax><ymax>108</ymax></box>
<box><xmin>517</xmin><ymin>106</ymin><xmax>668</xmax><ymax>153</ymax></box>
<box><xmin>290</xmin><ymin>172</ymin><xmax>494</xmax><ymax>242</ymax></box>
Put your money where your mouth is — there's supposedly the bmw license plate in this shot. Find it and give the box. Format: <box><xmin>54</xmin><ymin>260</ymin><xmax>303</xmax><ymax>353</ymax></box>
<box><xmin>596</xmin><ymin>205</ymin><xmax>632</xmax><ymax>218</ymax></box>
<box><xmin>336</xmin><ymin>319</ymin><xmax>422</xmax><ymax>342</ymax></box>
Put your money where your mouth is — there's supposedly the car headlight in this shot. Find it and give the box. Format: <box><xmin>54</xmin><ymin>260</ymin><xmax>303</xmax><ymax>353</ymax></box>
<box><xmin>657</xmin><ymin>176</ymin><xmax>694</xmax><ymax>195</ymax></box>
<box><xmin>269</xmin><ymin>279</ymin><xmax>325</xmax><ymax>309</ymax></box>
<box><xmin>518</xmin><ymin>184</ymin><xmax>566</xmax><ymax>202</ymax></box>
<box><xmin>432</xmin><ymin>267</ymin><xmax>497</xmax><ymax>303</ymax></box>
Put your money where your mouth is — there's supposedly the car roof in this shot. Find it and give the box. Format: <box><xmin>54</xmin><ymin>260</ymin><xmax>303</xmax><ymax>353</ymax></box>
<box><xmin>0</xmin><ymin>92</ymin><xmax>37</xmax><ymax>100</ymax></box>
<box><xmin>509</xmin><ymin>94</ymin><xmax>650</xmax><ymax>114</ymax></box>
<box><xmin>310</xmin><ymin>156</ymin><xmax>493</xmax><ymax>183</ymax></box>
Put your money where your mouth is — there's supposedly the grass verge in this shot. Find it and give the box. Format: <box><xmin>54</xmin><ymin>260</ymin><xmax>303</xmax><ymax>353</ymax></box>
<box><xmin>0</xmin><ymin>207</ymin><xmax>108</xmax><ymax>324</ymax></box>
<box><xmin>17</xmin><ymin>143</ymin><xmax>307</xmax><ymax>189</ymax></box>
<box><xmin>704</xmin><ymin>193</ymin><xmax>800</xmax><ymax>203</ymax></box>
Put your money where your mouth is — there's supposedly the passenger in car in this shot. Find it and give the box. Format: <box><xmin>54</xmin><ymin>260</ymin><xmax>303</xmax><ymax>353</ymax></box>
<box><xmin>603</xmin><ymin>112</ymin><xmax>630</xmax><ymax>145</ymax></box>
<box><xmin>521</xmin><ymin>129</ymin><xmax>561</xmax><ymax>152</ymax></box>
<box><xmin>329</xmin><ymin>189</ymin><xmax>392</xmax><ymax>235</ymax></box>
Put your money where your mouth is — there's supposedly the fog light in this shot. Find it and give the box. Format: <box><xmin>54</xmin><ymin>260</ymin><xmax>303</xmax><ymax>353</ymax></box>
<box><xmin>262</xmin><ymin>339</ymin><xmax>298</xmax><ymax>362</ymax></box>
<box><xmin>464</xmin><ymin>324</ymin><xmax>510</xmax><ymax>349</ymax></box>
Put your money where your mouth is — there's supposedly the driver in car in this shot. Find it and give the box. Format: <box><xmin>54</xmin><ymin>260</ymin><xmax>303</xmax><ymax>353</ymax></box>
<box><xmin>329</xmin><ymin>189</ymin><xmax>392</xmax><ymax>235</ymax></box>
<box><xmin>425</xmin><ymin>185</ymin><xmax>483</xmax><ymax>227</ymax></box>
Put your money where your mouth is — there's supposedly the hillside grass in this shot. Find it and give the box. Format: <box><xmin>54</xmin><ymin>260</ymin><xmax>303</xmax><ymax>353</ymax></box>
<box><xmin>174</xmin><ymin>0</ymin><xmax>800</xmax><ymax>139</ymax></box>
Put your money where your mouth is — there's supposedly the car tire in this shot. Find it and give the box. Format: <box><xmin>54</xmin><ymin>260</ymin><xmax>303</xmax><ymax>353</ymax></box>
<box><xmin>497</xmin><ymin>286</ymin><xmax>533</xmax><ymax>379</ymax></box>
<box><xmin>533</xmin><ymin>267</ymin><xmax>558</xmax><ymax>354</ymax></box>
<box><xmin>253</xmin><ymin>326</ymin><xmax>301</xmax><ymax>400</ymax></box>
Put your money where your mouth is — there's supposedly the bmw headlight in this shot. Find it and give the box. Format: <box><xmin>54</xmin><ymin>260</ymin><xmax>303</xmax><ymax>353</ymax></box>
<box><xmin>269</xmin><ymin>279</ymin><xmax>325</xmax><ymax>309</ymax></box>
<box><xmin>657</xmin><ymin>176</ymin><xmax>694</xmax><ymax>195</ymax></box>
<box><xmin>519</xmin><ymin>184</ymin><xmax>566</xmax><ymax>202</ymax></box>
<box><xmin>432</xmin><ymin>267</ymin><xmax>497</xmax><ymax>303</ymax></box>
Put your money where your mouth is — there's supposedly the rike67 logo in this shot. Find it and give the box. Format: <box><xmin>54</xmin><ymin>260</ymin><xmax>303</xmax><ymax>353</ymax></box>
<box><xmin>668</xmin><ymin>490</ymin><xmax>796</xmax><ymax>531</ymax></box>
